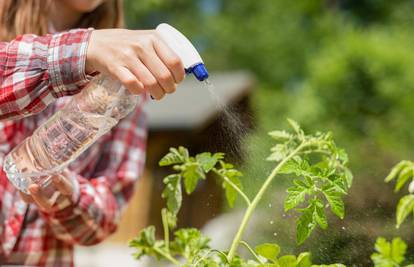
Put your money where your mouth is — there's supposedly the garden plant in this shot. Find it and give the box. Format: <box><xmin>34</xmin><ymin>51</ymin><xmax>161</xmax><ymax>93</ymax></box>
<box><xmin>129</xmin><ymin>119</ymin><xmax>353</xmax><ymax>266</ymax></box>
<box><xmin>370</xmin><ymin>161</ymin><xmax>414</xmax><ymax>267</ymax></box>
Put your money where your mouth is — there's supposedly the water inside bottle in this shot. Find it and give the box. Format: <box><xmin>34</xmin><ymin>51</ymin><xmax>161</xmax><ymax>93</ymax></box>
<box><xmin>4</xmin><ymin>110</ymin><xmax>117</xmax><ymax>193</ymax></box>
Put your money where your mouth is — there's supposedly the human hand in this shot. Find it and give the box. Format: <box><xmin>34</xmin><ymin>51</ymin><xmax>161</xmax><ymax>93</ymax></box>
<box><xmin>86</xmin><ymin>29</ymin><xmax>186</xmax><ymax>100</ymax></box>
<box><xmin>20</xmin><ymin>172</ymin><xmax>75</xmax><ymax>212</ymax></box>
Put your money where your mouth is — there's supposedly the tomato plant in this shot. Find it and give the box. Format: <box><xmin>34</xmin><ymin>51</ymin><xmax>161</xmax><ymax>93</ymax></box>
<box><xmin>130</xmin><ymin>119</ymin><xmax>352</xmax><ymax>266</ymax></box>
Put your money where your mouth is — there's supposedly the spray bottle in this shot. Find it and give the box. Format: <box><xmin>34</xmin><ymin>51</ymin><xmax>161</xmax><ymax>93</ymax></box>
<box><xmin>3</xmin><ymin>23</ymin><xmax>209</xmax><ymax>194</ymax></box>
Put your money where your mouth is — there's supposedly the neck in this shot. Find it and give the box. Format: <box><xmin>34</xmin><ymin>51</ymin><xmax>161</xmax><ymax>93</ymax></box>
<box><xmin>50</xmin><ymin>2</ymin><xmax>83</xmax><ymax>32</ymax></box>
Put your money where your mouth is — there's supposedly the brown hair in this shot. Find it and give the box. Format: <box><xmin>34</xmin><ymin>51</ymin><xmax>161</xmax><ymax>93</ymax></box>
<box><xmin>0</xmin><ymin>0</ymin><xmax>124</xmax><ymax>41</ymax></box>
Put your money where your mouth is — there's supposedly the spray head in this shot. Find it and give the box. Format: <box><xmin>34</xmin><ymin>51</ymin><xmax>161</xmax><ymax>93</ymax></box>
<box><xmin>186</xmin><ymin>63</ymin><xmax>209</xmax><ymax>81</ymax></box>
<box><xmin>156</xmin><ymin>23</ymin><xmax>209</xmax><ymax>82</ymax></box>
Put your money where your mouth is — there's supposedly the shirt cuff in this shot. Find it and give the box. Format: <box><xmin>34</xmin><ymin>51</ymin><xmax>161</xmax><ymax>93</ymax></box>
<box><xmin>47</xmin><ymin>28</ymin><xmax>94</xmax><ymax>98</ymax></box>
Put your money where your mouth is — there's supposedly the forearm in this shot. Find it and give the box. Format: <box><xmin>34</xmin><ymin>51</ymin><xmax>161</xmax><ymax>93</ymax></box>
<box><xmin>0</xmin><ymin>29</ymin><xmax>92</xmax><ymax>121</ymax></box>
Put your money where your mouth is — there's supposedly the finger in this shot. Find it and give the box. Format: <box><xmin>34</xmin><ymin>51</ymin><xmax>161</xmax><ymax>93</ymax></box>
<box><xmin>140</xmin><ymin>47</ymin><xmax>176</xmax><ymax>94</ymax></box>
<box><xmin>28</xmin><ymin>184</ymin><xmax>52</xmax><ymax>211</ymax></box>
<box><xmin>110</xmin><ymin>66</ymin><xmax>144</xmax><ymax>95</ymax></box>
<box><xmin>154</xmin><ymin>39</ymin><xmax>185</xmax><ymax>83</ymax></box>
<box><xmin>20</xmin><ymin>191</ymin><xmax>34</xmax><ymax>203</ymax></box>
<box><xmin>52</xmin><ymin>174</ymin><xmax>73</xmax><ymax>196</ymax></box>
<box><xmin>129</xmin><ymin>58</ymin><xmax>166</xmax><ymax>99</ymax></box>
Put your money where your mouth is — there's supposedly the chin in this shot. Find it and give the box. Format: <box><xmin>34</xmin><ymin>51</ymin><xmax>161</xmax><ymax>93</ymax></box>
<box><xmin>62</xmin><ymin>0</ymin><xmax>104</xmax><ymax>12</ymax></box>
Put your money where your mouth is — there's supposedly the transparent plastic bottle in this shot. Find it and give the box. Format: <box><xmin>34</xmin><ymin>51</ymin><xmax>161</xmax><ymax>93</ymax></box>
<box><xmin>3</xmin><ymin>23</ymin><xmax>209</xmax><ymax>194</ymax></box>
<box><xmin>3</xmin><ymin>75</ymin><xmax>139</xmax><ymax>193</ymax></box>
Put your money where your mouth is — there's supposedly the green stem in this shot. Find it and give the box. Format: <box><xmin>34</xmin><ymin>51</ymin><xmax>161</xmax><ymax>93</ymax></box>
<box><xmin>161</xmin><ymin>209</ymin><xmax>170</xmax><ymax>252</ymax></box>
<box><xmin>154</xmin><ymin>247</ymin><xmax>181</xmax><ymax>266</ymax></box>
<box><xmin>240</xmin><ymin>241</ymin><xmax>263</xmax><ymax>263</ymax></box>
<box><xmin>212</xmin><ymin>169</ymin><xmax>251</xmax><ymax>206</ymax></box>
<box><xmin>227</xmin><ymin>143</ymin><xmax>307</xmax><ymax>260</ymax></box>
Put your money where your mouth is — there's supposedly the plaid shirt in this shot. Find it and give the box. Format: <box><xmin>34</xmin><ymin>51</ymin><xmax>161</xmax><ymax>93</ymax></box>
<box><xmin>0</xmin><ymin>29</ymin><xmax>147</xmax><ymax>266</ymax></box>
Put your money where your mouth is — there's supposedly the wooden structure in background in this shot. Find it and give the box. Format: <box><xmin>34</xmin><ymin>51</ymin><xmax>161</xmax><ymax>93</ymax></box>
<box><xmin>108</xmin><ymin>71</ymin><xmax>255</xmax><ymax>242</ymax></box>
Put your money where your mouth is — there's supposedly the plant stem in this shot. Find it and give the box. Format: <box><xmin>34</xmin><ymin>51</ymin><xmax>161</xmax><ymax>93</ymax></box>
<box><xmin>212</xmin><ymin>169</ymin><xmax>251</xmax><ymax>206</ymax></box>
<box><xmin>227</xmin><ymin>143</ymin><xmax>307</xmax><ymax>260</ymax></box>
<box><xmin>161</xmin><ymin>209</ymin><xmax>170</xmax><ymax>252</ymax></box>
<box><xmin>154</xmin><ymin>247</ymin><xmax>181</xmax><ymax>266</ymax></box>
<box><xmin>240</xmin><ymin>241</ymin><xmax>263</xmax><ymax>263</ymax></box>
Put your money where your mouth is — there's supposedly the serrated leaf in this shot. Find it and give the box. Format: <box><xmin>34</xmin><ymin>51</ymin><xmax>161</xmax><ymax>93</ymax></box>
<box><xmin>159</xmin><ymin>147</ymin><xmax>188</xmax><ymax>166</ymax></box>
<box><xmin>269</xmin><ymin>130</ymin><xmax>291</xmax><ymax>140</ymax></box>
<box><xmin>322</xmin><ymin>186</ymin><xmax>345</xmax><ymax>219</ymax></box>
<box><xmin>391</xmin><ymin>238</ymin><xmax>407</xmax><ymax>264</ymax></box>
<box><xmin>182</xmin><ymin>164</ymin><xmax>205</xmax><ymax>194</ymax></box>
<box><xmin>221</xmin><ymin>169</ymin><xmax>243</xmax><ymax>208</ymax></box>
<box><xmin>129</xmin><ymin>226</ymin><xmax>160</xmax><ymax>260</ymax></box>
<box><xmin>313</xmin><ymin>200</ymin><xmax>328</xmax><ymax>230</ymax></box>
<box><xmin>196</xmin><ymin>152</ymin><xmax>223</xmax><ymax>172</ymax></box>
<box><xmin>396</xmin><ymin>194</ymin><xmax>414</xmax><ymax>228</ymax></box>
<box><xmin>285</xmin><ymin>184</ymin><xmax>308</xmax><ymax>211</ymax></box>
<box><xmin>267</xmin><ymin>144</ymin><xmax>289</xmax><ymax>162</ymax></box>
<box><xmin>279</xmin><ymin>158</ymin><xmax>308</xmax><ymax>176</ymax></box>
<box><xmin>278</xmin><ymin>255</ymin><xmax>297</xmax><ymax>267</ymax></box>
<box><xmin>162</xmin><ymin>174</ymin><xmax>182</xmax><ymax>215</ymax></box>
<box><xmin>255</xmin><ymin>243</ymin><xmax>280</xmax><ymax>262</ymax></box>
<box><xmin>170</xmin><ymin>228</ymin><xmax>210</xmax><ymax>262</ymax></box>
<box><xmin>371</xmin><ymin>237</ymin><xmax>407</xmax><ymax>267</ymax></box>
<box><xmin>296</xmin><ymin>208</ymin><xmax>316</xmax><ymax>245</ymax></box>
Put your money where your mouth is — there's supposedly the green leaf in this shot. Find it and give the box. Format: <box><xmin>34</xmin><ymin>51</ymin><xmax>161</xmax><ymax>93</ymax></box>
<box><xmin>385</xmin><ymin>161</ymin><xmax>411</xmax><ymax>183</ymax></box>
<box><xmin>285</xmin><ymin>183</ymin><xmax>309</xmax><ymax>211</ymax></box>
<box><xmin>396</xmin><ymin>194</ymin><xmax>414</xmax><ymax>228</ymax></box>
<box><xmin>182</xmin><ymin>163</ymin><xmax>205</xmax><ymax>194</ymax></box>
<box><xmin>170</xmin><ymin>228</ymin><xmax>210</xmax><ymax>262</ymax></box>
<box><xmin>322</xmin><ymin>186</ymin><xmax>345</xmax><ymax>219</ymax></box>
<box><xmin>391</xmin><ymin>238</ymin><xmax>407</xmax><ymax>264</ymax></box>
<box><xmin>296</xmin><ymin>208</ymin><xmax>316</xmax><ymax>245</ymax></box>
<box><xmin>267</xmin><ymin>144</ymin><xmax>289</xmax><ymax>162</ymax></box>
<box><xmin>287</xmin><ymin>118</ymin><xmax>301</xmax><ymax>134</ymax></box>
<box><xmin>371</xmin><ymin>237</ymin><xmax>407</xmax><ymax>267</ymax></box>
<box><xmin>222</xmin><ymin>169</ymin><xmax>243</xmax><ymax>208</ymax></box>
<box><xmin>313</xmin><ymin>200</ymin><xmax>328</xmax><ymax>230</ymax></box>
<box><xmin>129</xmin><ymin>226</ymin><xmax>161</xmax><ymax>260</ymax></box>
<box><xmin>159</xmin><ymin>147</ymin><xmax>189</xmax><ymax>166</ymax></box>
<box><xmin>255</xmin><ymin>243</ymin><xmax>280</xmax><ymax>262</ymax></box>
<box><xmin>395</xmin><ymin>167</ymin><xmax>413</xmax><ymax>192</ymax></box>
<box><xmin>279</xmin><ymin>157</ymin><xmax>310</xmax><ymax>176</ymax></box>
<box><xmin>278</xmin><ymin>255</ymin><xmax>297</xmax><ymax>267</ymax></box>
<box><xmin>162</xmin><ymin>174</ymin><xmax>182</xmax><ymax>215</ymax></box>
<box><xmin>196</xmin><ymin>152</ymin><xmax>223</xmax><ymax>172</ymax></box>
<box><xmin>296</xmin><ymin>252</ymin><xmax>312</xmax><ymax>267</ymax></box>
<box><xmin>343</xmin><ymin>168</ymin><xmax>353</xmax><ymax>188</ymax></box>
<box><xmin>269</xmin><ymin>130</ymin><xmax>292</xmax><ymax>140</ymax></box>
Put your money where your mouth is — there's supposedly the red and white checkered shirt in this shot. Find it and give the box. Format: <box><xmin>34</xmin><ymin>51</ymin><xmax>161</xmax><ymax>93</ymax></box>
<box><xmin>0</xmin><ymin>29</ymin><xmax>147</xmax><ymax>266</ymax></box>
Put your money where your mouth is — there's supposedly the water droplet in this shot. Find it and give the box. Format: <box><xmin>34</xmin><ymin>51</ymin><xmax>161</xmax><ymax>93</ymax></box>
<box><xmin>268</xmin><ymin>203</ymin><xmax>272</xmax><ymax>208</ymax></box>
<box><xmin>270</xmin><ymin>220</ymin><xmax>274</xmax><ymax>225</ymax></box>
<box><xmin>341</xmin><ymin>226</ymin><xmax>346</xmax><ymax>230</ymax></box>
<box><xmin>273</xmin><ymin>232</ymin><xmax>278</xmax><ymax>237</ymax></box>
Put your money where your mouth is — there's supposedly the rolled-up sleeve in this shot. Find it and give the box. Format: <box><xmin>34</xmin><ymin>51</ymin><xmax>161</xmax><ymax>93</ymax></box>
<box><xmin>0</xmin><ymin>28</ymin><xmax>93</xmax><ymax>121</ymax></box>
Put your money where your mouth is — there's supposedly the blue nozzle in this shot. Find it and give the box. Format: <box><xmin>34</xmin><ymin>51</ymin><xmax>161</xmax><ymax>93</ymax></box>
<box><xmin>186</xmin><ymin>63</ymin><xmax>209</xmax><ymax>81</ymax></box>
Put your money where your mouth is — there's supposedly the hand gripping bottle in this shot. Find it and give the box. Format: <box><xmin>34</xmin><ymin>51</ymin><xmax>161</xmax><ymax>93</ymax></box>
<box><xmin>3</xmin><ymin>23</ymin><xmax>209</xmax><ymax>193</ymax></box>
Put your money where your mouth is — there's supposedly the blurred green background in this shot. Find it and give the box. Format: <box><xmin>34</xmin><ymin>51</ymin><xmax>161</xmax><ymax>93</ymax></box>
<box><xmin>124</xmin><ymin>0</ymin><xmax>414</xmax><ymax>265</ymax></box>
